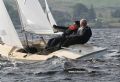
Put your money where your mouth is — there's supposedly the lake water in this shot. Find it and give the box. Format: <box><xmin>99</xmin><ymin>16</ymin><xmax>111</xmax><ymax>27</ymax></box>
<box><xmin>0</xmin><ymin>28</ymin><xmax>120</xmax><ymax>82</ymax></box>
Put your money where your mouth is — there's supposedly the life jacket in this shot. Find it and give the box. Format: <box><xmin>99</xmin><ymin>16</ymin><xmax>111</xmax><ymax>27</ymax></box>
<box><xmin>68</xmin><ymin>24</ymin><xmax>78</xmax><ymax>31</ymax></box>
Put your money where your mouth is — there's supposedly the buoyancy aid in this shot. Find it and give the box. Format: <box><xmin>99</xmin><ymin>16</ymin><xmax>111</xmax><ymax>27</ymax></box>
<box><xmin>68</xmin><ymin>24</ymin><xmax>78</xmax><ymax>31</ymax></box>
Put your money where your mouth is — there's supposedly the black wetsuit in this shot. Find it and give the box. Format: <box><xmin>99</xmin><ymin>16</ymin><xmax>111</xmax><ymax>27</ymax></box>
<box><xmin>63</xmin><ymin>26</ymin><xmax>92</xmax><ymax>47</ymax></box>
<box><xmin>45</xmin><ymin>25</ymin><xmax>78</xmax><ymax>50</ymax></box>
<box><xmin>45</xmin><ymin>25</ymin><xmax>92</xmax><ymax>51</ymax></box>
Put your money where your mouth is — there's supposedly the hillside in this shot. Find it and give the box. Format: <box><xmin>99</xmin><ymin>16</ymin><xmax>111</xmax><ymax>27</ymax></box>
<box><xmin>47</xmin><ymin>0</ymin><xmax>120</xmax><ymax>8</ymax></box>
<box><xmin>45</xmin><ymin>0</ymin><xmax>120</xmax><ymax>11</ymax></box>
<box><xmin>4</xmin><ymin>0</ymin><xmax>120</xmax><ymax>27</ymax></box>
<box><xmin>41</xmin><ymin>0</ymin><xmax>120</xmax><ymax>27</ymax></box>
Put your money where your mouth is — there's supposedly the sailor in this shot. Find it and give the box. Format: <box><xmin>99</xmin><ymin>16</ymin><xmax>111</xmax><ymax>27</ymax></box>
<box><xmin>62</xmin><ymin>19</ymin><xmax>92</xmax><ymax>47</ymax></box>
<box><xmin>45</xmin><ymin>19</ymin><xmax>92</xmax><ymax>52</ymax></box>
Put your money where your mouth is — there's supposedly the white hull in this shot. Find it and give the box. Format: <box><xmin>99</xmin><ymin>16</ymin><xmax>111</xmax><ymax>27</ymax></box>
<box><xmin>0</xmin><ymin>43</ymin><xmax>106</xmax><ymax>62</ymax></box>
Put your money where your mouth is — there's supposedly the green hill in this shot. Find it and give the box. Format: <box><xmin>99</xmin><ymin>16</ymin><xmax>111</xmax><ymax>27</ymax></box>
<box><xmin>4</xmin><ymin>0</ymin><xmax>120</xmax><ymax>27</ymax></box>
<box><xmin>46</xmin><ymin>0</ymin><xmax>120</xmax><ymax>27</ymax></box>
<box><xmin>47</xmin><ymin>0</ymin><xmax>120</xmax><ymax>8</ymax></box>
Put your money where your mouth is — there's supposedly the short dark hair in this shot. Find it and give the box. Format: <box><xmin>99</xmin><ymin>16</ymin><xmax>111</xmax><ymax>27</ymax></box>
<box><xmin>75</xmin><ymin>21</ymin><xmax>80</xmax><ymax>27</ymax></box>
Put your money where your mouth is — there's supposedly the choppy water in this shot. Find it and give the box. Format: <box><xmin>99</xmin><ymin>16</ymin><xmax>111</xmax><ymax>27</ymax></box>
<box><xmin>1</xmin><ymin>28</ymin><xmax>120</xmax><ymax>82</ymax></box>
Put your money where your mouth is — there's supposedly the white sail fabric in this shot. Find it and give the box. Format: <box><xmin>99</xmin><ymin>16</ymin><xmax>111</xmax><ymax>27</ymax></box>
<box><xmin>0</xmin><ymin>0</ymin><xmax>23</xmax><ymax>48</ymax></box>
<box><xmin>16</xmin><ymin>0</ymin><xmax>54</xmax><ymax>34</ymax></box>
<box><xmin>45</xmin><ymin>0</ymin><xmax>58</xmax><ymax>32</ymax></box>
<box><xmin>45</xmin><ymin>0</ymin><xmax>57</xmax><ymax>26</ymax></box>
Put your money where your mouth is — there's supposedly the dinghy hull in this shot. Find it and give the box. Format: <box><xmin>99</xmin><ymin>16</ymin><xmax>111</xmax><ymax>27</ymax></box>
<box><xmin>0</xmin><ymin>44</ymin><xmax>106</xmax><ymax>62</ymax></box>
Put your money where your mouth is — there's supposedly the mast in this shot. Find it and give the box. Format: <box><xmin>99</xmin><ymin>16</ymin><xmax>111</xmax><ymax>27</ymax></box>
<box><xmin>14</xmin><ymin>0</ymin><xmax>29</xmax><ymax>47</ymax></box>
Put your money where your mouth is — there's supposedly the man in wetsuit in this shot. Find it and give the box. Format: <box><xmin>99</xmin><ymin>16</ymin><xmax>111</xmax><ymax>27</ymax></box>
<box><xmin>62</xmin><ymin>19</ymin><xmax>92</xmax><ymax>47</ymax></box>
<box><xmin>45</xmin><ymin>19</ymin><xmax>92</xmax><ymax>52</ymax></box>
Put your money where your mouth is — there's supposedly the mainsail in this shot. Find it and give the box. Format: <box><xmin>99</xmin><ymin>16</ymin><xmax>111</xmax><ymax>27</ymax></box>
<box><xmin>16</xmin><ymin>0</ymin><xmax>54</xmax><ymax>34</ymax></box>
<box><xmin>0</xmin><ymin>0</ymin><xmax>23</xmax><ymax>48</ymax></box>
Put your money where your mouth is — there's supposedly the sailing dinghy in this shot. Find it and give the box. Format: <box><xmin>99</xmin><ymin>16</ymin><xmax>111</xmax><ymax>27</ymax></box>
<box><xmin>0</xmin><ymin>0</ymin><xmax>106</xmax><ymax>61</ymax></box>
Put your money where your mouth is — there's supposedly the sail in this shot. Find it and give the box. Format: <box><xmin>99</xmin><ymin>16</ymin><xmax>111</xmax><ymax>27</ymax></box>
<box><xmin>16</xmin><ymin>0</ymin><xmax>54</xmax><ymax>34</ymax></box>
<box><xmin>0</xmin><ymin>0</ymin><xmax>23</xmax><ymax>48</ymax></box>
<box><xmin>45</xmin><ymin>0</ymin><xmax>57</xmax><ymax>26</ymax></box>
<box><xmin>45</xmin><ymin>0</ymin><xmax>58</xmax><ymax>32</ymax></box>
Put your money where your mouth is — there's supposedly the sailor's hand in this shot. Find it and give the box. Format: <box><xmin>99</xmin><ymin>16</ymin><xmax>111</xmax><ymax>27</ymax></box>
<box><xmin>53</xmin><ymin>25</ymin><xmax>57</xmax><ymax>28</ymax></box>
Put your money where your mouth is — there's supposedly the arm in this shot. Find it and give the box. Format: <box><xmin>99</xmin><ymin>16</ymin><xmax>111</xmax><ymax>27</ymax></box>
<box><xmin>53</xmin><ymin>25</ymin><xmax>68</xmax><ymax>32</ymax></box>
<box><xmin>62</xmin><ymin>29</ymin><xmax>74</xmax><ymax>37</ymax></box>
<box><xmin>53</xmin><ymin>20</ymin><xmax>80</xmax><ymax>32</ymax></box>
<box><xmin>62</xmin><ymin>24</ymin><xmax>78</xmax><ymax>37</ymax></box>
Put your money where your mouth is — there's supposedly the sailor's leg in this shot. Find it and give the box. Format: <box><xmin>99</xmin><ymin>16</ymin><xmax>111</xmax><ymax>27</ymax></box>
<box><xmin>62</xmin><ymin>36</ymin><xmax>80</xmax><ymax>47</ymax></box>
<box><xmin>45</xmin><ymin>38</ymin><xmax>55</xmax><ymax>49</ymax></box>
<box><xmin>49</xmin><ymin>37</ymin><xmax>62</xmax><ymax>48</ymax></box>
<box><xmin>45</xmin><ymin>36</ymin><xmax>65</xmax><ymax>50</ymax></box>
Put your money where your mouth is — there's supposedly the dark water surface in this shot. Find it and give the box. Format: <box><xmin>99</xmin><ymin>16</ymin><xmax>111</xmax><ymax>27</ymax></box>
<box><xmin>1</xmin><ymin>28</ymin><xmax>120</xmax><ymax>82</ymax></box>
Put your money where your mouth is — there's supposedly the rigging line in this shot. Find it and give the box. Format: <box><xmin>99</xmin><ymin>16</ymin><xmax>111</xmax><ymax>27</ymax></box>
<box><xmin>24</xmin><ymin>0</ymin><xmax>27</xmax><ymax>4</ymax></box>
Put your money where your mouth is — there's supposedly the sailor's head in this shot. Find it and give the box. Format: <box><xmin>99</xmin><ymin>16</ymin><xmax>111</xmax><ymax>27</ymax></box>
<box><xmin>75</xmin><ymin>21</ymin><xmax>80</xmax><ymax>27</ymax></box>
<box><xmin>80</xmin><ymin>19</ymin><xmax>87</xmax><ymax>27</ymax></box>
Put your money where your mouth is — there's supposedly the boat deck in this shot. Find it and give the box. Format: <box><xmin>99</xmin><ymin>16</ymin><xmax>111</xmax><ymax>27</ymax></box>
<box><xmin>0</xmin><ymin>44</ymin><xmax>106</xmax><ymax>62</ymax></box>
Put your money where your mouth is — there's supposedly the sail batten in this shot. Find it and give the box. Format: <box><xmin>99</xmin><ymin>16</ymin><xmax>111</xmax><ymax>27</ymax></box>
<box><xmin>16</xmin><ymin>0</ymin><xmax>54</xmax><ymax>34</ymax></box>
<box><xmin>0</xmin><ymin>0</ymin><xmax>23</xmax><ymax>48</ymax></box>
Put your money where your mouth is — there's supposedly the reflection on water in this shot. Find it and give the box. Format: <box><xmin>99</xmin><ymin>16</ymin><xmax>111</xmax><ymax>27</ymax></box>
<box><xmin>1</xmin><ymin>28</ymin><xmax>120</xmax><ymax>82</ymax></box>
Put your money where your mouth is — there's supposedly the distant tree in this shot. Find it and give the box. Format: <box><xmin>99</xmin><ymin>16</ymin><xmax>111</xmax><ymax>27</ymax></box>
<box><xmin>111</xmin><ymin>9</ymin><xmax>120</xmax><ymax>18</ymax></box>
<box><xmin>73</xmin><ymin>3</ymin><xmax>89</xmax><ymax>20</ymax></box>
<box><xmin>94</xmin><ymin>19</ymin><xmax>103</xmax><ymax>28</ymax></box>
<box><xmin>88</xmin><ymin>5</ymin><xmax>96</xmax><ymax>21</ymax></box>
<box><xmin>52</xmin><ymin>10</ymin><xmax>71</xmax><ymax>26</ymax></box>
<box><xmin>98</xmin><ymin>13</ymin><xmax>103</xmax><ymax>18</ymax></box>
